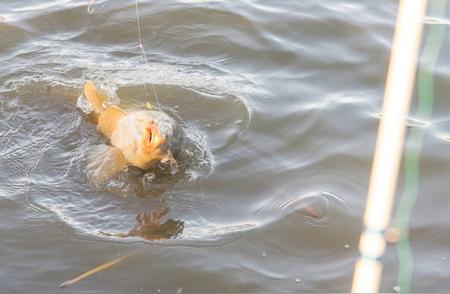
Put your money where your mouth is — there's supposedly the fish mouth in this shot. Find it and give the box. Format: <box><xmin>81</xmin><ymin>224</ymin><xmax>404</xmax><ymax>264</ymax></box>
<box><xmin>146</xmin><ymin>123</ymin><xmax>165</xmax><ymax>152</ymax></box>
<box><xmin>145</xmin><ymin>123</ymin><xmax>178</xmax><ymax>170</ymax></box>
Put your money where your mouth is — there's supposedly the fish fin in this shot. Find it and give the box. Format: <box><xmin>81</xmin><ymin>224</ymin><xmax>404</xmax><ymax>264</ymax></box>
<box><xmin>97</xmin><ymin>105</ymin><xmax>126</xmax><ymax>139</ymax></box>
<box><xmin>83</xmin><ymin>81</ymin><xmax>108</xmax><ymax>114</ymax></box>
<box><xmin>86</xmin><ymin>144</ymin><xmax>128</xmax><ymax>183</ymax></box>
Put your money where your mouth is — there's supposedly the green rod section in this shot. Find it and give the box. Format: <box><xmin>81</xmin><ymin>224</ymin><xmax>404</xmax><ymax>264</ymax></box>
<box><xmin>395</xmin><ymin>0</ymin><xmax>446</xmax><ymax>292</ymax></box>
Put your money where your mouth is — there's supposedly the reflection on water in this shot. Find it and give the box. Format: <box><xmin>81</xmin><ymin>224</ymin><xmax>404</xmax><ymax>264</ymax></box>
<box><xmin>100</xmin><ymin>208</ymin><xmax>184</xmax><ymax>241</ymax></box>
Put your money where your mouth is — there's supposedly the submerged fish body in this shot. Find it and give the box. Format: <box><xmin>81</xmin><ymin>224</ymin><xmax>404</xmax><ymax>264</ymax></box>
<box><xmin>82</xmin><ymin>81</ymin><xmax>184</xmax><ymax>182</ymax></box>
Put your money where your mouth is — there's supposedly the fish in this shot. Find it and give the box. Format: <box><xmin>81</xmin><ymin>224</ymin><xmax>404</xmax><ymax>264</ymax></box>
<box><xmin>82</xmin><ymin>81</ymin><xmax>184</xmax><ymax>182</ymax></box>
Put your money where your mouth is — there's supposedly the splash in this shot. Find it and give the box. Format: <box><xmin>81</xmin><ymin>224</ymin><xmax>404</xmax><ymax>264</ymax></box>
<box><xmin>0</xmin><ymin>83</ymin><xmax>255</xmax><ymax>247</ymax></box>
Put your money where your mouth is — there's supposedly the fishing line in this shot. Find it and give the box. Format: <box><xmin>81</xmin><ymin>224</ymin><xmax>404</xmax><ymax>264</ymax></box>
<box><xmin>134</xmin><ymin>0</ymin><xmax>161</xmax><ymax>109</ymax></box>
<box><xmin>394</xmin><ymin>0</ymin><xmax>446</xmax><ymax>292</ymax></box>
<box><xmin>86</xmin><ymin>0</ymin><xmax>160</xmax><ymax>108</ymax></box>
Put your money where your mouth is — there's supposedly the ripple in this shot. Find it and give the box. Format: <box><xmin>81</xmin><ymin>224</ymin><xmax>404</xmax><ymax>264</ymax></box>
<box><xmin>429</xmin><ymin>118</ymin><xmax>450</xmax><ymax>142</ymax></box>
<box><xmin>12</xmin><ymin>0</ymin><xmax>73</xmax><ymax>12</ymax></box>
<box><xmin>2</xmin><ymin>37</ymin><xmax>261</xmax><ymax>99</ymax></box>
<box><xmin>178</xmin><ymin>0</ymin><xmax>225</xmax><ymax>3</ymax></box>
<box><xmin>257</xmin><ymin>191</ymin><xmax>350</xmax><ymax>228</ymax></box>
<box><xmin>373</xmin><ymin>112</ymin><xmax>430</xmax><ymax>129</ymax></box>
<box><xmin>283</xmin><ymin>191</ymin><xmax>350</xmax><ymax>226</ymax></box>
<box><xmin>0</xmin><ymin>80</ymin><xmax>255</xmax><ymax>246</ymax></box>
<box><xmin>0</xmin><ymin>0</ymin><xmax>423</xmax><ymax>292</ymax></box>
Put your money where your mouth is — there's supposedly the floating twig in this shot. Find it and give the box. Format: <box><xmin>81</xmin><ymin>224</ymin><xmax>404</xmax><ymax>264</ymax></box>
<box><xmin>60</xmin><ymin>251</ymin><xmax>139</xmax><ymax>288</ymax></box>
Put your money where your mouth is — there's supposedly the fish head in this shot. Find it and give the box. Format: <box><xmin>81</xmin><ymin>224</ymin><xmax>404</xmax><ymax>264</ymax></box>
<box><xmin>140</xmin><ymin>121</ymin><xmax>176</xmax><ymax>167</ymax></box>
<box><xmin>112</xmin><ymin>110</ymin><xmax>179</xmax><ymax>170</ymax></box>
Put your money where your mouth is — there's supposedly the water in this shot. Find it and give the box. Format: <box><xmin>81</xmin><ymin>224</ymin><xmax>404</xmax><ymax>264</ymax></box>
<box><xmin>1</xmin><ymin>0</ymin><xmax>450</xmax><ymax>292</ymax></box>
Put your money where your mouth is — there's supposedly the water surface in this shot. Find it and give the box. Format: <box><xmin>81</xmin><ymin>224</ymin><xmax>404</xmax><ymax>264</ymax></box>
<box><xmin>2</xmin><ymin>0</ymin><xmax>450</xmax><ymax>292</ymax></box>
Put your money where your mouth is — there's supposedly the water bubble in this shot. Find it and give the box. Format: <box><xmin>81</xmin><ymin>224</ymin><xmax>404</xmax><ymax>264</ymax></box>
<box><xmin>344</xmin><ymin>244</ymin><xmax>350</xmax><ymax>249</ymax></box>
<box><xmin>393</xmin><ymin>286</ymin><xmax>400</xmax><ymax>292</ymax></box>
<box><xmin>295</xmin><ymin>278</ymin><xmax>301</xmax><ymax>283</ymax></box>
<box><xmin>176</xmin><ymin>287</ymin><xmax>183</xmax><ymax>293</ymax></box>
<box><xmin>261</xmin><ymin>252</ymin><xmax>267</xmax><ymax>257</ymax></box>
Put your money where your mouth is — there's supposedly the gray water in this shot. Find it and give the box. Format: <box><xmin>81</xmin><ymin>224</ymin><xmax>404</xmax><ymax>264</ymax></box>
<box><xmin>2</xmin><ymin>0</ymin><xmax>450</xmax><ymax>292</ymax></box>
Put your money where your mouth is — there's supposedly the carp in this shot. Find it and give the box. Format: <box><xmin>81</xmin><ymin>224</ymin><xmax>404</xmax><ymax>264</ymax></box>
<box><xmin>82</xmin><ymin>81</ymin><xmax>184</xmax><ymax>182</ymax></box>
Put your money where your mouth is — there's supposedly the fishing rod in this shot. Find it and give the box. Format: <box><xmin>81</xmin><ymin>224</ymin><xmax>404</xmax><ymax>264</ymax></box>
<box><xmin>351</xmin><ymin>0</ymin><xmax>428</xmax><ymax>292</ymax></box>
